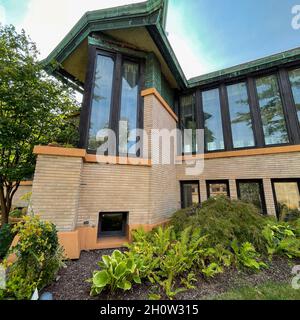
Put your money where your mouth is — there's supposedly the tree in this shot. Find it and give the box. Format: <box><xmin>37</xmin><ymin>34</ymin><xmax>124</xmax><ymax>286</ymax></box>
<box><xmin>0</xmin><ymin>25</ymin><xmax>80</xmax><ymax>226</ymax></box>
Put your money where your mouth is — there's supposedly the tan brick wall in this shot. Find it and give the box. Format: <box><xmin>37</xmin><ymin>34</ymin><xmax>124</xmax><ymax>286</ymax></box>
<box><xmin>31</xmin><ymin>155</ymin><xmax>83</xmax><ymax>231</ymax></box>
<box><xmin>12</xmin><ymin>185</ymin><xmax>32</xmax><ymax>208</ymax></box>
<box><xmin>176</xmin><ymin>152</ymin><xmax>300</xmax><ymax>217</ymax></box>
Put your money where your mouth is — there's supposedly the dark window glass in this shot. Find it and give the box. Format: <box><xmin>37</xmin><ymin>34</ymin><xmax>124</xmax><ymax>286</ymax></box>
<box><xmin>180</xmin><ymin>95</ymin><xmax>197</xmax><ymax>153</ymax></box>
<box><xmin>207</xmin><ymin>181</ymin><xmax>229</xmax><ymax>198</ymax></box>
<box><xmin>119</xmin><ymin>61</ymin><xmax>139</xmax><ymax>156</ymax></box>
<box><xmin>237</xmin><ymin>181</ymin><xmax>265</xmax><ymax>214</ymax></box>
<box><xmin>227</xmin><ymin>83</ymin><xmax>255</xmax><ymax>148</ymax></box>
<box><xmin>99</xmin><ymin>213</ymin><xmax>127</xmax><ymax>237</ymax></box>
<box><xmin>181</xmin><ymin>182</ymin><xmax>200</xmax><ymax>208</ymax></box>
<box><xmin>88</xmin><ymin>55</ymin><xmax>114</xmax><ymax>150</ymax></box>
<box><xmin>202</xmin><ymin>89</ymin><xmax>224</xmax><ymax>151</ymax></box>
<box><xmin>256</xmin><ymin>75</ymin><xmax>289</xmax><ymax>145</ymax></box>
<box><xmin>288</xmin><ymin>68</ymin><xmax>300</xmax><ymax>123</ymax></box>
<box><xmin>273</xmin><ymin>181</ymin><xmax>300</xmax><ymax>220</ymax></box>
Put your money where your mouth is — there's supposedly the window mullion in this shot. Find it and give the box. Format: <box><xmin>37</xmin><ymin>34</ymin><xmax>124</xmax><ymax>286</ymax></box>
<box><xmin>247</xmin><ymin>77</ymin><xmax>265</xmax><ymax>148</ymax></box>
<box><xmin>278</xmin><ymin>69</ymin><xmax>300</xmax><ymax>144</ymax></box>
<box><xmin>219</xmin><ymin>84</ymin><xmax>233</xmax><ymax>150</ymax></box>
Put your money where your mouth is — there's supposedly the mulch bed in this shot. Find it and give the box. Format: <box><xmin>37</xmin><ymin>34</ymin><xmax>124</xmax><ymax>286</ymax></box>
<box><xmin>44</xmin><ymin>249</ymin><xmax>299</xmax><ymax>300</ymax></box>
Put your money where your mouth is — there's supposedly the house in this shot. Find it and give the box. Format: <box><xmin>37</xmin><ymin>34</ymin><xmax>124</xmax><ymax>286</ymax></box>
<box><xmin>29</xmin><ymin>0</ymin><xmax>300</xmax><ymax>258</ymax></box>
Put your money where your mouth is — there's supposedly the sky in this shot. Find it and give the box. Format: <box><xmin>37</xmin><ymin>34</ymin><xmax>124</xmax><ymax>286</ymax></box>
<box><xmin>0</xmin><ymin>0</ymin><xmax>300</xmax><ymax>79</ymax></box>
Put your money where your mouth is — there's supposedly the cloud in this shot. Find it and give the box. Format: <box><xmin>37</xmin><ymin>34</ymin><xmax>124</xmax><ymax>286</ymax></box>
<box><xmin>0</xmin><ymin>5</ymin><xmax>6</xmax><ymax>24</ymax></box>
<box><xmin>17</xmin><ymin>0</ymin><xmax>144</xmax><ymax>58</ymax></box>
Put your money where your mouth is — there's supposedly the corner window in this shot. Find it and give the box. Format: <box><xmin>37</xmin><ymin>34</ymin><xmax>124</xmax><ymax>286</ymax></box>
<box><xmin>180</xmin><ymin>95</ymin><xmax>197</xmax><ymax>153</ymax></box>
<box><xmin>180</xmin><ymin>181</ymin><xmax>200</xmax><ymax>209</ymax></box>
<box><xmin>272</xmin><ymin>180</ymin><xmax>300</xmax><ymax>220</ymax></box>
<box><xmin>207</xmin><ymin>180</ymin><xmax>230</xmax><ymax>198</ymax></box>
<box><xmin>87</xmin><ymin>51</ymin><xmax>142</xmax><ymax>155</ymax></box>
<box><xmin>255</xmin><ymin>75</ymin><xmax>289</xmax><ymax>145</ymax></box>
<box><xmin>202</xmin><ymin>89</ymin><xmax>225</xmax><ymax>151</ymax></box>
<box><xmin>288</xmin><ymin>68</ymin><xmax>300</xmax><ymax>124</ymax></box>
<box><xmin>227</xmin><ymin>83</ymin><xmax>255</xmax><ymax>148</ymax></box>
<box><xmin>98</xmin><ymin>212</ymin><xmax>127</xmax><ymax>238</ymax></box>
<box><xmin>237</xmin><ymin>180</ymin><xmax>266</xmax><ymax>214</ymax></box>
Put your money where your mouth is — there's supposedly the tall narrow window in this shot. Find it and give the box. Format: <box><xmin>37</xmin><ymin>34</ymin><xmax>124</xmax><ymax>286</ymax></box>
<box><xmin>273</xmin><ymin>180</ymin><xmax>300</xmax><ymax>220</ymax></box>
<box><xmin>180</xmin><ymin>95</ymin><xmax>196</xmax><ymax>153</ymax></box>
<box><xmin>227</xmin><ymin>83</ymin><xmax>255</xmax><ymax>148</ymax></box>
<box><xmin>256</xmin><ymin>75</ymin><xmax>289</xmax><ymax>145</ymax></box>
<box><xmin>202</xmin><ymin>89</ymin><xmax>224</xmax><ymax>151</ymax></box>
<box><xmin>237</xmin><ymin>180</ymin><xmax>266</xmax><ymax>214</ymax></box>
<box><xmin>119</xmin><ymin>61</ymin><xmax>139</xmax><ymax>156</ymax></box>
<box><xmin>288</xmin><ymin>68</ymin><xmax>300</xmax><ymax>124</ymax></box>
<box><xmin>88</xmin><ymin>54</ymin><xmax>114</xmax><ymax>150</ymax></box>
<box><xmin>180</xmin><ymin>181</ymin><xmax>200</xmax><ymax>209</ymax></box>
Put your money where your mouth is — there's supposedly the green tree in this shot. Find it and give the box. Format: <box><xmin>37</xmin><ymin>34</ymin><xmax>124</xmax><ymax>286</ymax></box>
<box><xmin>0</xmin><ymin>25</ymin><xmax>80</xmax><ymax>226</ymax></box>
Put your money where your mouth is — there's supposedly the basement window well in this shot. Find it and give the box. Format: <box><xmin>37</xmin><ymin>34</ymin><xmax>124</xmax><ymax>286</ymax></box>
<box><xmin>98</xmin><ymin>212</ymin><xmax>127</xmax><ymax>238</ymax></box>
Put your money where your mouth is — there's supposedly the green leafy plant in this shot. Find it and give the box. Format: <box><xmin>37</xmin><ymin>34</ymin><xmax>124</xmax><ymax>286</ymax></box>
<box><xmin>0</xmin><ymin>216</ymin><xmax>65</xmax><ymax>300</ymax></box>
<box><xmin>0</xmin><ymin>224</ymin><xmax>15</xmax><ymax>258</ymax></box>
<box><xmin>90</xmin><ymin>250</ymin><xmax>141</xmax><ymax>296</ymax></box>
<box><xmin>262</xmin><ymin>223</ymin><xmax>300</xmax><ymax>258</ymax></box>
<box><xmin>231</xmin><ymin>240</ymin><xmax>267</xmax><ymax>270</ymax></box>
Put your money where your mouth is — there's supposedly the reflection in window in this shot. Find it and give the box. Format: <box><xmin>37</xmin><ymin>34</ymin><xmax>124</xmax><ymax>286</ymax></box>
<box><xmin>202</xmin><ymin>89</ymin><xmax>224</xmax><ymax>151</ymax></box>
<box><xmin>227</xmin><ymin>83</ymin><xmax>255</xmax><ymax>148</ymax></box>
<box><xmin>237</xmin><ymin>181</ymin><xmax>265</xmax><ymax>214</ymax></box>
<box><xmin>119</xmin><ymin>61</ymin><xmax>139</xmax><ymax>156</ymax></box>
<box><xmin>207</xmin><ymin>181</ymin><xmax>229</xmax><ymax>198</ymax></box>
<box><xmin>288</xmin><ymin>68</ymin><xmax>300</xmax><ymax>124</ymax></box>
<box><xmin>88</xmin><ymin>55</ymin><xmax>114</xmax><ymax>150</ymax></box>
<box><xmin>256</xmin><ymin>75</ymin><xmax>289</xmax><ymax>145</ymax></box>
<box><xmin>181</xmin><ymin>182</ymin><xmax>199</xmax><ymax>208</ymax></box>
<box><xmin>273</xmin><ymin>181</ymin><xmax>300</xmax><ymax>220</ymax></box>
<box><xmin>180</xmin><ymin>95</ymin><xmax>196</xmax><ymax>153</ymax></box>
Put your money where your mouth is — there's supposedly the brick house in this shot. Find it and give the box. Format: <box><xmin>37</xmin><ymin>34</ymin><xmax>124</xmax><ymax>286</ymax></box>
<box><xmin>27</xmin><ymin>0</ymin><xmax>300</xmax><ymax>258</ymax></box>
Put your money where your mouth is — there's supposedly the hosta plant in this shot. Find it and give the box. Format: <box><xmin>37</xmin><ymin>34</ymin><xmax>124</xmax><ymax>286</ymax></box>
<box><xmin>90</xmin><ymin>250</ymin><xmax>141</xmax><ymax>296</ymax></box>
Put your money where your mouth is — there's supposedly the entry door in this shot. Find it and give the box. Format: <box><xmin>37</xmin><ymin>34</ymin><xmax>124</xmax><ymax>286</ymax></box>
<box><xmin>180</xmin><ymin>181</ymin><xmax>200</xmax><ymax>209</ymax></box>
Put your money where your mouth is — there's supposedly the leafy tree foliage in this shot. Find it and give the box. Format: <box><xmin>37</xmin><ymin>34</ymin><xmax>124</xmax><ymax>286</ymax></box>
<box><xmin>0</xmin><ymin>25</ymin><xmax>80</xmax><ymax>226</ymax></box>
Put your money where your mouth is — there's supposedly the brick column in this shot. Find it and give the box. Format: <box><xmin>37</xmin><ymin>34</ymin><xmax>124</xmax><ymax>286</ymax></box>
<box><xmin>229</xmin><ymin>179</ymin><xmax>238</xmax><ymax>200</ymax></box>
<box><xmin>263</xmin><ymin>178</ymin><xmax>277</xmax><ymax>217</ymax></box>
<box><xmin>31</xmin><ymin>147</ymin><xmax>84</xmax><ymax>231</ymax></box>
<box><xmin>200</xmin><ymin>180</ymin><xmax>208</xmax><ymax>202</ymax></box>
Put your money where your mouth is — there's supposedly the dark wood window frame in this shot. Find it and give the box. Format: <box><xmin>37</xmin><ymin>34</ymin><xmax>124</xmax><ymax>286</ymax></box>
<box><xmin>271</xmin><ymin>178</ymin><xmax>300</xmax><ymax>220</ymax></box>
<box><xmin>180</xmin><ymin>180</ymin><xmax>201</xmax><ymax>209</ymax></box>
<box><xmin>179</xmin><ymin>64</ymin><xmax>300</xmax><ymax>154</ymax></box>
<box><xmin>206</xmin><ymin>180</ymin><xmax>230</xmax><ymax>198</ymax></box>
<box><xmin>98</xmin><ymin>212</ymin><xmax>128</xmax><ymax>238</ymax></box>
<box><xmin>236</xmin><ymin>179</ymin><xmax>267</xmax><ymax>215</ymax></box>
<box><xmin>79</xmin><ymin>45</ymin><xmax>145</xmax><ymax>156</ymax></box>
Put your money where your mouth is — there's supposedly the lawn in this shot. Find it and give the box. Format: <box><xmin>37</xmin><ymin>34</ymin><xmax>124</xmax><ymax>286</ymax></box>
<box><xmin>213</xmin><ymin>282</ymin><xmax>300</xmax><ymax>300</ymax></box>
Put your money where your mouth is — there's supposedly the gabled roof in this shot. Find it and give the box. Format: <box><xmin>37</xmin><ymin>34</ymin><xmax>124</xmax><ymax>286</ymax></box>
<box><xmin>43</xmin><ymin>0</ymin><xmax>187</xmax><ymax>89</ymax></box>
<box><xmin>44</xmin><ymin>0</ymin><xmax>300</xmax><ymax>92</ymax></box>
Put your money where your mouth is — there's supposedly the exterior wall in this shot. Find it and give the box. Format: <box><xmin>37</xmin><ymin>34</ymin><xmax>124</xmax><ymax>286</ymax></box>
<box><xmin>31</xmin><ymin>154</ymin><xmax>83</xmax><ymax>231</ymax></box>
<box><xmin>12</xmin><ymin>184</ymin><xmax>32</xmax><ymax>208</ymax></box>
<box><xmin>176</xmin><ymin>152</ymin><xmax>300</xmax><ymax>217</ymax></box>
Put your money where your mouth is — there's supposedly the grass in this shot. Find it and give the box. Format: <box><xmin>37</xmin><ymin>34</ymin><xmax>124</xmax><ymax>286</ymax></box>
<box><xmin>212</xmin><ymin>282</ymin><xmax>300</xmax><ymax>300</ymax></box>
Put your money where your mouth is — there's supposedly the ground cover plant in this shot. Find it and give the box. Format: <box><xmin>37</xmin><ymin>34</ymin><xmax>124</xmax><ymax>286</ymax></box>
<box><xmin>90</xmin><ymin>197</ymin><xmax>300</xmax><ymax>299</ymax></box>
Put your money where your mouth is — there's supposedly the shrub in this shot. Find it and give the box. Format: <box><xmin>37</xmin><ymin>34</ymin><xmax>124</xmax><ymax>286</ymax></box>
<box><xmin>9</xmin><ymin>209</ymin><xmax>23</xmax><ymax>218</ymax></box>
<box><xmin>171</xmin><ymin>196</ymin><xmax>272</xmax><ymax>252</ymax></box>
<box><xmin>0</xmin><ymin>224</ymin><xmax>15</xmax><ymax>259</ymax></box>
<box><xmin>0</xmin><ymin>216</ymin><xmax>65</xmax><ymax>300</ymax></box>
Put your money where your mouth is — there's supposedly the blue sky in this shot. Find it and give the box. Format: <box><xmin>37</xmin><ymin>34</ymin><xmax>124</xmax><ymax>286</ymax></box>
<box><xmin>0</xmin><ymin>0</ymin><xmax>299</xmax><ymax>79</ymax></box>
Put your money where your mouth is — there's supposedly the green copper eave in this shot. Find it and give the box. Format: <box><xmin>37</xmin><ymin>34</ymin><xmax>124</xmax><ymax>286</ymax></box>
<box><xmin>187</xmin><ymin>46</ymin><xmax>300</xmax><ymax>88</ymax></box>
